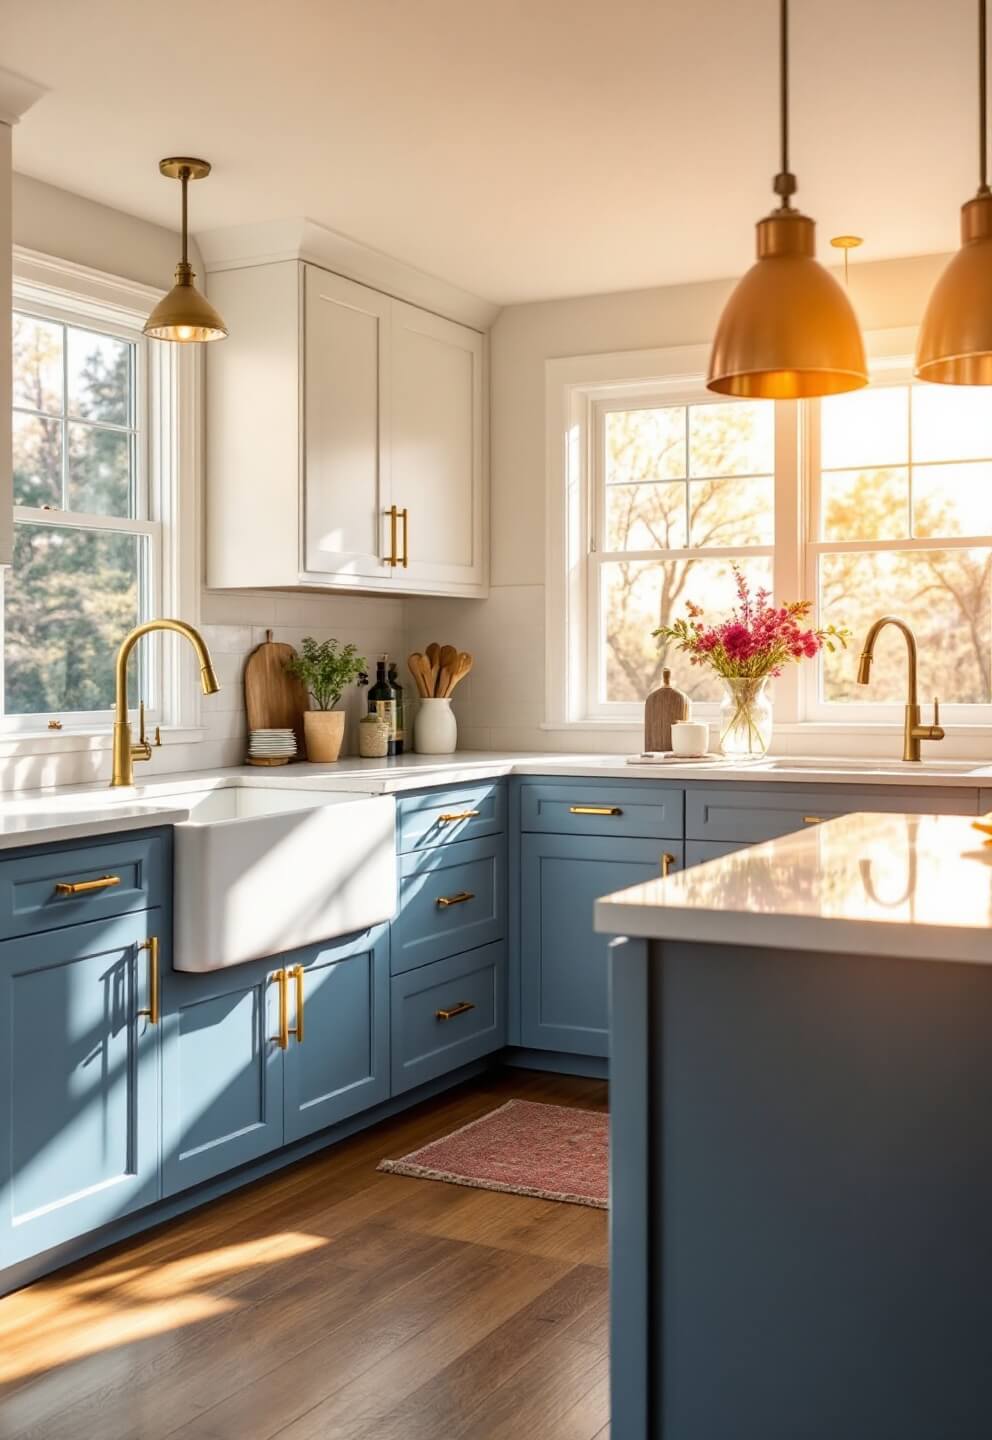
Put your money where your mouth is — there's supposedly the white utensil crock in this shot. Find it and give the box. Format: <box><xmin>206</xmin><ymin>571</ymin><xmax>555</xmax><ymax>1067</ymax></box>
<box><xmin>414</xmin><ymin>697</ymin><xmax>457</xmax><ymax>754</ymax></box>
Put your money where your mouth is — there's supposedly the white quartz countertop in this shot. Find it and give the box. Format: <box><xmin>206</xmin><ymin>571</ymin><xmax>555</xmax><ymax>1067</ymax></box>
<box><xmin>1</xmin><ymin>749</ymin><xmax>992</xmax><ymax>851</ymax></box>
<box><xmin>595</xmin><ymin>811</ymin><xmax>992</xmax><ymax>965</ymax></box>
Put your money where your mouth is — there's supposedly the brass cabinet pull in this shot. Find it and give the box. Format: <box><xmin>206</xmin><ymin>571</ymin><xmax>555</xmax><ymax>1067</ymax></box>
<box><xmin>803</xmin><ymin>815</ymin><xmax>826</xmax><ymax>825</ymax></box>
<box><xmin>400</xmin><ymin>507</ymin><xmax>409</xmax><ymax>568</ymax></box>
<box><xmin>661</xmin><ymin>852</ymin><xmax>677</xmax><ymax>878</ymax></box>
<box><xmin>436</xmin><ymin>891</ymin><xmax>475</xmax><ymax>909</ymax></box>
<box><xmin>291</xmin><ymin>964</ymin><xmax>305</xmax><ymax>1044</ymax></box>
<box><xmin>569</xmin><ymin>805</ymin><xmax>622</xmax><ymax>816</ymax></box>
<box><xmin>384</xmin><ymin>505</ymin><xmax>399</xmax><ymax>566</ymax></box>
<box><xmin>270</xmin><ymin>969</ymin><xmax>289</xmax><ymax>1049</ymax></box>
<box><xmin>137</xmin><ymin>935</ymin><xmax>160</xmax><ymax>1025</ymax></box>
<box><xmin>54</xmin><ymin>874</ymin><xmax>121</xmax><ymax>896</ymax></box>
<box><xmin>436</xmin><ymin>1000</ymin><xmax>476</xmax><ymax>1021</ymax></box>
<box><xmin>439</xmin><ymin>810</ymin><xmax>480</xmax><ymax>823</ymax></box>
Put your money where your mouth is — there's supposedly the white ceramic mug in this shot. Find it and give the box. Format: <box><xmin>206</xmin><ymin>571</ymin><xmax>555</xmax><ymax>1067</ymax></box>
<box><xmin>671</xmin><ymin>719</ymin><xmax>709</xmax><ymax>757</ymax></box>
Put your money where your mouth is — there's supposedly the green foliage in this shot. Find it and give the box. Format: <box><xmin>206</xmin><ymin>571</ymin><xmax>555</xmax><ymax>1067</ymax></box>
<box><xmin>284</xmin><ymin>637</ymin><xmax>366</xmax><ymax>710</ymax></box>
<box><xmin>7</xmin><ymin>321</ymin><xmax>139</xmax><ymax>715</ymax></box>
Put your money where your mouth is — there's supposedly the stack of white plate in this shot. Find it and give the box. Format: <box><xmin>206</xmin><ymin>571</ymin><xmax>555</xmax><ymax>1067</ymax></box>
<box><xmin>248</xmin><ymin>728</ymin><xmax>297</xmax><ymax>761</ymax></box>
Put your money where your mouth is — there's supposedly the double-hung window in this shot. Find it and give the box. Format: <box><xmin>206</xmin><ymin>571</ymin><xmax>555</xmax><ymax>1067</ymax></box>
<box><xmin>550</xmin><ymin>338</ymin><xmax>992</xmax><ymax>734</ymax></box>
<box><xmin>7</xmin><ymin>284</ymin><xmax>167</xmax><ymax>733</ymax></box>
<box><xmin>586</xmin><ymin>386</ymin><xmax>775</xmax><ymax>720</ymax></box>
<box><xmin>810</xmin><ymin>378</ymin><xmax>992</xmax><ymax>719</ymax></box>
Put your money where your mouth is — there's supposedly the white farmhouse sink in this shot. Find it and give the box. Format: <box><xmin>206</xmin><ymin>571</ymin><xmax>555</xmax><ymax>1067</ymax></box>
<box><xmin>164</xmin><ymin>783</ymin><xmax>396</xmax><ymax>972</ymax></box>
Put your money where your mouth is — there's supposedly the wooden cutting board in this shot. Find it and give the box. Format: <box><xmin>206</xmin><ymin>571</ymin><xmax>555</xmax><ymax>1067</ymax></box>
<box><xmin>644</xmin><ymin>668</ymin><xmax>689</xmax><ymax>752</ymax></box>
<box><xmin>243</xmin><ymin>630</ymin><xmax>310</xmax><ymax>760</ymax></box>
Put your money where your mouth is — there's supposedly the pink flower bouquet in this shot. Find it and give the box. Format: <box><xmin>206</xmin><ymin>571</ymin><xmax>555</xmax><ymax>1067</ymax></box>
<box><xmin>654</xmin><ymin>567</ymin><xmax>850</xmax><ymax>756</ymax></box>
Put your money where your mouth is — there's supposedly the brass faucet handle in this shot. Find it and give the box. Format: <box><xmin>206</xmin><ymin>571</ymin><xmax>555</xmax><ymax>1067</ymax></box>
<box><xmin>154</xmin><ymin>724</ymin><xmax>162</xmax><ymax>748</ymax></box>
<box><xmin>933</xmin><ymin>696</ymin><xmax>940</xmax><ymax>727</ymax></box>
<box><xmin>138</xmin><ymin>700</ymin><xmax>147</xmax><ymax>746</ymax></box>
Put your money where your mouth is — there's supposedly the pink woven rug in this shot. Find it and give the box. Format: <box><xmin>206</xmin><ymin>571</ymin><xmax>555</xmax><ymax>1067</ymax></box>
<box><xmin>377</xmin><ymin>1099</ymin><xmax>608</xmax><ymax>1209</ymax></box>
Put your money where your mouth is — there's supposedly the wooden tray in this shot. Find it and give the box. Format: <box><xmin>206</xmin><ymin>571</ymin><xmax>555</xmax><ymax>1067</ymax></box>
<box><xmin>243</xmin><ymin>630</ymin><xmax>309</xmax><ymax>760</ymax></box>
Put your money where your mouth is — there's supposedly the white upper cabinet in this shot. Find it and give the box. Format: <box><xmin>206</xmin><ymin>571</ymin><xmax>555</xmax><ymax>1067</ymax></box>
<box><xmin>303</xmin><ymin>269</ymin><xmax>392</xmax><ymax>582</ymax></box>
<box><xmin>390</xmin><ymin>302</ymin><xmax>485</xmax><ymax>591</ymax></box>
<box><xmin>206</xmin><ymin>260</ymin><xmax>488</xmax><ymax>597</ymax></box>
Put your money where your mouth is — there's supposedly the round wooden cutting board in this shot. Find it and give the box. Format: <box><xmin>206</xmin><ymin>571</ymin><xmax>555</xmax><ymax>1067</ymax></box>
<box><xmin>243</xmin><ymin>630</ymin><xmax>310</xmax><ymax>760</ymax></box>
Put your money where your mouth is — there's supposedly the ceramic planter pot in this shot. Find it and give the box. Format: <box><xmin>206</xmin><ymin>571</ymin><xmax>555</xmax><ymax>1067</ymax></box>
<box><xmin>304</xmin><ymin>709</ymin><xmax>346</xmax><ymax>762</ymax></box>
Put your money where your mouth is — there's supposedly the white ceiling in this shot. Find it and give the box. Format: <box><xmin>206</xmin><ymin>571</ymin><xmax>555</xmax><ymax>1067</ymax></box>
<box><xmin>0</xmin><ymin>0</ymin><xmax>979</xmax><ymax>305</ymax></box>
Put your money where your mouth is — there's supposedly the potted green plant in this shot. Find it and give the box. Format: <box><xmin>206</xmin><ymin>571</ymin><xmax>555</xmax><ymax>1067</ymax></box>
<box><xmin>284</xmin><ymin>637</ymin><xmax>366</xmax><ymax>763</ymax></box>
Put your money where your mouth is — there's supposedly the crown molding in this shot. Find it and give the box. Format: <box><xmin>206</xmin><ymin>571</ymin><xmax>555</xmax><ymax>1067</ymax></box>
<box><xmin>198</xmin><ymin>217</ymin><xmax>499</xmax><ymax>332</ymax></box>
<box><xmin>12</xmin><ymin>246</ymin><xmax>164</xmax><ymax>327</ymax></box>
<box><xmin>0</xmin><ymin>66</ymin><xmax>46</xmax><ymax>126</ymax></box>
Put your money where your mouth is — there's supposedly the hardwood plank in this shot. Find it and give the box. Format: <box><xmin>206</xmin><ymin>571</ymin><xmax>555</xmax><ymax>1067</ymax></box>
<box><xmin>0</xmin><ymin>1071</ymin><xmax>610</xmax><ymax>1440</ymax></box>
<box><xmin>348</xmin><ymin>1263</ymin><xmax>609</xmax><ymax>1440</ymax></box>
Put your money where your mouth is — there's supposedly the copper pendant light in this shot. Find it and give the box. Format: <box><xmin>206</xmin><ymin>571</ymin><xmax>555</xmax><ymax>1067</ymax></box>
<box><xmin>707</xmin><ymin>0</ymin><xmax>867</xmax><ymax>399</ymax></box>
<box><xmin>143</xmin><ymin>159</ymin><xmax>227</xmax><ymax>343</ymax></box>
<box><xmin>915</xmin><ymin>0</ymin><xmax>992</xmax><ymax>384</ymax></box>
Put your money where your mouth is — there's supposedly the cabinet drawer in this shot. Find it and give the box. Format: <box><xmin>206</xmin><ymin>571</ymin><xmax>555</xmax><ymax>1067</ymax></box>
<box><xmin>391</xmin><ymin>942</ymin><xmax>505</xmax><ymax>1094</ymax></box>
<box><xmin>0</xmin><ymin>830</ymin><xmax>170</xmax><ymax>942</ymax></box>
<box><xmin>397</xmin><ymin>782</ymin><xmax>504</xmax><ymax>853</ymax></box>
<box><xmin>685</xmin><ymin>839</ymin><xmax>751</xmax><ymax>867</ymax></box>
<box><xmin>685</xmin><ymin>784</ymin><xmax>977</xmax><ymax>845</ymax></box>
<box><xmin>520</xmin><ymin>781</ymin><xmax>683</xmax><ymax>839</ymax></box>
<box><xmin>393</xmin><ymin>835</ymin><xmax>505</xmax><ymax>974</ymax></box>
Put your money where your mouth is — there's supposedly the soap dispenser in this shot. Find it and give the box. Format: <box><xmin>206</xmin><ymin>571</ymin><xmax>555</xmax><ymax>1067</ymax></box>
<box><xmin>644</xmin><ymin>668</ymin><xmax>689</xmax><ymax>752</ymax></box>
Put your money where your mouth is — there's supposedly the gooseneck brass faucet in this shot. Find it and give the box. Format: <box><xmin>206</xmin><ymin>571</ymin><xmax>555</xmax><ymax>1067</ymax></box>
<box><xmin>855</xmin><ymin>616</ymin><xmax>944</xmax><ymax>762</ymax></box>
<box><xmin>111</xmin><ymin>619</ymin><xmax>220</xmax><ymax>787</ymax></box>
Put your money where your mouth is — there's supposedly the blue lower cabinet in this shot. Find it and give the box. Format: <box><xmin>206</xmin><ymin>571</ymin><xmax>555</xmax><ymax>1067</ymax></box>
<box><xmin>391</xmin><ymin>942</ymin><xmax>506</xmax><ymax>1094</ymax></box>
<box><xmin>392</xmin><ymin>835</ymin><xmax>505</xmax><ymax>974</ymax></box>
<box><xmin>520</xmin><ymin>834</ymin><xmax>682</xmax><ymax>1057</ymax></box>
<box><xmin>160</xmin><ymin>955</ymin><xmax>284</xmax><ymax>1197</ymax></box>
<box><xmin>283</xmin><ymin>928</ymin><xmax>389</xmax><ymax>1144</ymax></box>
<box><xmin>685</xmin><ymin>838</ymin><xmax>751</xmax><ymax>866</ymax></box>
<box><xmin>0</xmin><ymin>911</ymin><xmax>162</xmax><ymax>1265</ymax></box>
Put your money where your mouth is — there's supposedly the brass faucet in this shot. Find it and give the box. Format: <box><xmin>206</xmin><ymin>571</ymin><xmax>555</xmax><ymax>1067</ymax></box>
<box><xmin>855</xmin><ymin>616</ymin><xmax>944</xmax><ymax>762</ymax></box>
<box><xmin>111</xmin><ymin>619</ymin><xmax>220</xmax><ymax>787</ymax></box>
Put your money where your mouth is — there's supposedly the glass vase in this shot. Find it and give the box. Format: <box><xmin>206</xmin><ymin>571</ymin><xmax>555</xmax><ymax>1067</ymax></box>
<box><xmin>718</xmin><ymin>676</ymin><xmax>773</xmax><ymax>759</ymax></box>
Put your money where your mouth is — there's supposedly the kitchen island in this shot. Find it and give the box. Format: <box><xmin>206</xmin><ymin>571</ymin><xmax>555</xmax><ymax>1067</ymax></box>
<box><xmin>596</xmin><ymin>812</ymin><xmax>992</xmax><ymax>1440</ymax></box>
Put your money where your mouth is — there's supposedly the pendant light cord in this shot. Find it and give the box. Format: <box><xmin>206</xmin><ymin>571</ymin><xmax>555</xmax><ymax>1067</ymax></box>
<box><xmin>780</xmin><ymin>0</ymin><xmax>789</xmax><ymax>181</ymax></box>
<box><xmin>981</xmin><ymin>0</ymin><xmax>989</xmax><ymax>195</ymax></box>
<box><xmin>773</xmin><ymin>0</ymin><xmax>797</xmax><ymax>209</ymax></box>
<box><xmin>180</xmin><ymin>165</ymin><xmax>190</xmax><ymax>269</ymax></box>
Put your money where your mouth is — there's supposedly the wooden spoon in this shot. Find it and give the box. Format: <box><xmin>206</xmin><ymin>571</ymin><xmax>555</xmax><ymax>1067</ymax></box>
<box><xmin>425</xmin><ymin>642</ymin><xmax>441</xmax><ymax>695</ymax></box>
<box><xmin>445</xmin><ymin>651</ymin><xmax>473</xmax><ymax>696</ymax></box>
<box><xmin>407</xmin><ymin>653</ymin><xmax>431</xmax><ymax>699</ymax></box>
<box><xmin>437</xmin><ymin>665</ymin><xmax>452</xmax><ymax>699</ymax></box>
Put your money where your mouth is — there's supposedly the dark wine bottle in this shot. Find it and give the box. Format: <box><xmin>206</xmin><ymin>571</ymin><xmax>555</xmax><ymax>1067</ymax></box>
<box><xmin>387</xmin><ymin>661</ymin><xmax>405</xmax><ymax>756</ymax></box>
<box><xmin>368</xmin><ymin>656</ymin><xmax>398</xmax><ymax>757</ymax></box>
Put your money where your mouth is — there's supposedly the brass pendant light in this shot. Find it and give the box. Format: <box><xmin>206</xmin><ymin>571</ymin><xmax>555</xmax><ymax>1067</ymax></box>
<box><xmin>143</xmin><ymin>158</ymin><xmax>227</xmax><ymax>343</ymax></box>
<box><xmin>915</xmin><ymin>0</ymin><xmax>992</xmax><ymax>384</ymax></box>
<box><xmin>707</xmin><ymin>0</ymin><xmax>867</xmax><ymax>399</ymax></box>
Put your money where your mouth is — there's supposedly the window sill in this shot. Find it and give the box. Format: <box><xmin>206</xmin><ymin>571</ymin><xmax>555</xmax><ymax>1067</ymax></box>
<box><xmin>0</xmin><ymin>726</ymin><xmax>207</xmax><ymax>759</ymax></box>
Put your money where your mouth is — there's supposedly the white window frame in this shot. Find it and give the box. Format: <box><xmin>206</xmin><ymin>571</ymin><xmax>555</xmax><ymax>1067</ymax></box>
<box><xmin>583</xmin><ymin>382</ymin><xmax>775</xmax><ymax>723</ymax></box>
<box><xmin>4</xmin><ymin>248</ymin><xmax>204</xmax><ymax>751</ymax></box>
<box><xmin>545</xmin><ymin>328</ymin><xmax>992</xmax><ymax>742</ymax></box>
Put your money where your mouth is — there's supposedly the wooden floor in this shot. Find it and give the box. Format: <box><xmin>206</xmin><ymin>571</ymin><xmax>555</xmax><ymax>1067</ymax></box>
<box><xmin>0</xmin><ymin>1068</ymin><xmax>610</xmax><ymax>1440</ymax></box>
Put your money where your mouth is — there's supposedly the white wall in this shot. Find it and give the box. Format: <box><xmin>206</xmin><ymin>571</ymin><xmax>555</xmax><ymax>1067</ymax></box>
<box><xmin>407</xmin><ymin>250</ymin><xmax>954</xmax><ymax>754</ymax></box>
<box><xmin>8</xmin><ymin>175</ymin><xmax>408</xmax><ymax>789</ymax></box>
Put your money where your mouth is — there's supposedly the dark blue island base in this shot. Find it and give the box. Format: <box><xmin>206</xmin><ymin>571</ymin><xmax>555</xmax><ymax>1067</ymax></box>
<box><xmin>610</xmin><ymin>937</ymin><xmax>992</xmax><ymax>1440</ymax></box>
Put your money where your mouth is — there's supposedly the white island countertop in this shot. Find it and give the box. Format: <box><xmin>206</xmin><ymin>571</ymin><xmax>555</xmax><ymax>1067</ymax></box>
<box><xmin>2</xmin><ymin>749</ymin><xmax>992</xmax><ymax>852</ymax></box>
<box><xmin>595</xmin><ymin>812</ymin><xmax>992</xmax><ymax>966</ymax></box>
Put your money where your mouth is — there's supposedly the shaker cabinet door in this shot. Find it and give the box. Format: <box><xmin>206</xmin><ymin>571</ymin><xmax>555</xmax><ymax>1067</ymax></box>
<box><xmin>0</xmin><ymin>912</ymin><xmax>162</xmax><ymax>1266</ymax></box>
<box><xmin>160</xmin><ymin>957</ymin><xmax>284</xmax><ymax>1197</ymax></box>
<box><xmin>390</xmin><ymin>301</ymin><xmax>485</xmax><ymax>591</ymax></box>
<box><xmin>303</xmin><ymin>265</ymin><xmax>393</xmax><ymax>581</ymax></box>
<box><xmin>282</xmin><ymin>928</ymin><xmax>389</xmax><ymax>1144</ymax></box>
<box><xmin>520</xmin><ymin>834</ymin><xmax>681</xmax><ymax>1058</ymax></box>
